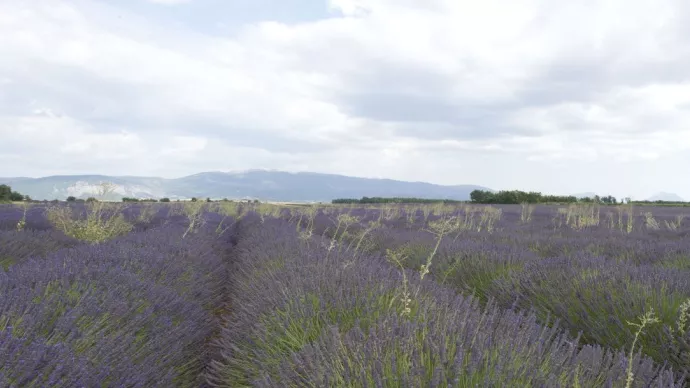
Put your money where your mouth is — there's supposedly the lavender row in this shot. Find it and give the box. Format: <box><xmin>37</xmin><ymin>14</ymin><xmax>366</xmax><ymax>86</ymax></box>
<box><xmin>0</xmin><ymin>203</ymin><xmax>191</xmax><ymax>233</ymax></box>
<box><xmin>0</xmin><ymin>204</ymin><xmax>54</xmax><ymax>231</ymax></box>
<box><xmin>0</xmin><ymin>221</ymin><xmax>234</xmax><ymax>387</ymax></box>
<box><xmin>331</xmin><ymin>208</ymin><xmax>690</xmax><ymax>377</ymax></box>
<box><xmin>0</xmin><ymin>230</ymin><xmax>81</xmax><ymax>270</ymax></box>
<box><xmin>206</xmin><ymin>214</ymin><xmax>682</xmax><ymax>387</ymax></box>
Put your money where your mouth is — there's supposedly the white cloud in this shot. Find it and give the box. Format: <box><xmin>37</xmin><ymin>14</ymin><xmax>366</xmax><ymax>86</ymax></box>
<box><xmin>1</xmin><ymin>0</ymin><xmax>690</xmax><ymax>198</ymax></box>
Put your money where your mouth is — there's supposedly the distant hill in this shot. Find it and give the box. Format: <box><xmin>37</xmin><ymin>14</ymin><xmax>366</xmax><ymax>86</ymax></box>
<box><xmin>0</xmin><ymin>170</ymin><xmax>491</xmax><ymax>202</ymax></box>
<box><xmin>645</xmin><ymin>192</ymin><xmax>685</xmax><ymax>202</ymax></box>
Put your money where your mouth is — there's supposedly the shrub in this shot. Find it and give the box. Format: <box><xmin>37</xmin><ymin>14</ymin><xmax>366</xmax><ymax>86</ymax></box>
<box><xmin>0</xmin><ymin>184</ymin><xmax>28</xmax><ymax>203</ymax></box>
<box><xmin>45</xmin><ymin>203</ymin><xmax>133</xmax><ymax>243</ymax></box>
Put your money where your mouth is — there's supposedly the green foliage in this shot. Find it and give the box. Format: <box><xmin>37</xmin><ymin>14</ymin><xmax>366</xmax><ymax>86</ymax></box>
<box><xmin>46</xmin><ymin>203</ymin><xmax>133</xmax><ymax>244</ymax></box>
<box><xmin>9</xmin><ymin>191</ymin><xmax>24</xmax><ymax>201</ymax></box>
<box><xmin>385</xmin><ymin>248</ymin><xmax>413</xmax><ymax>317</ymax></box>
<box><xmin>469</xmin><ymin>189</ymin><xmax>498</xmax><ymax>203</ymax></box>
<box><xmin>0</xmin><ymin>184</ymin><xmax>28</xmax><ymax>202</ymax></box>
<box><xmin>470</xmin><ymin>190</ymin><xmax>577</xmax><ymax>205</ymax></box>
<box><xmin>0</xmin><ymin>256</ymin><xmax>15</xmax><ymax>271</ymax></box>
<box><xmin>625</xmin><ymin>310</ymin><xmax>661</xmax><ymax>388</ymax></box>
<box><xmin>122</xmin><ymin>197</ymin><xmax>158</xmax><ymax>202</ymax></box>
<box><xmin>420</xmin><ymin>216</ymin><xmax>460</xmax><ymax>279</ymax></box>
<box><xmin>579</xmin><ymin>195</ymin><xmax>618</xmax><ymax>204</ymax></box>
<box><xmin>0</xmin><ymin>184</ymin><xmax>10</xmax><ymax>201</ymax></box>
<box><xmin>600</xmin><ymin>195</ymin><xmax>618</xmax><ymax>204</ymax></box>
<box><xmin>470</xmin><ymin>189</ymin><xmax>597</xmax><ymax>204</ymax></box>
<box><xmin>332</xmin><ymin>196</ymin><xmax>464</xmax><ymax>204</ymax></box>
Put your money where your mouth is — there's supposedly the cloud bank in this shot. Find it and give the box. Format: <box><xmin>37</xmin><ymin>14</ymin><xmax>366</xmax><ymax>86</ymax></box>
<box><xmin>1</xmin><ymin>0</ymin><xmax>689</xmax><ymax>199</ymax></box>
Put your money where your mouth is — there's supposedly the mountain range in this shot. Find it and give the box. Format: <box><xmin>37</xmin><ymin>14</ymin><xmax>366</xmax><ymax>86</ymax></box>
<box><xmin>645</xmin><ymin>192</ymin><xmax>686</xmax><ymax>202</ymax></box>
<box><xmin>1</xmin><ymin>170</ymin><xmax>684</xmax><ymax>203</ymax></box>
<box><xmin>0</xmin><ymin>170</ymin><xmax>492</xmax><ymax>202</ymax></box>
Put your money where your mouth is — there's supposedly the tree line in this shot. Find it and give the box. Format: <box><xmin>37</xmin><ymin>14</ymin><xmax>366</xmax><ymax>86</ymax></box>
<box><xmin>0</xmin><ymin>184</ymin><xmax>29</xmax><ymax>202</ymax></box>
<box><xmin>332</xmin><ymin>197</ymin><xmax>464</xmax><ymax>204</ymax></box>
<box><xmin>469</xmin><ymin>190</ymin><xmax>620</xmax><ymax>204</ymax></box>
<box><xmin>330</xmin><ymin>191</ymin><xmax>626</xmax><ymax>205</ymax></box>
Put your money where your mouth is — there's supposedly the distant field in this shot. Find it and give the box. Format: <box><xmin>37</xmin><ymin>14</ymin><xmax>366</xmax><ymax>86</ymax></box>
<box><xmin>1</xmin><ymin>201</ymin><xmax>689</xmax><ymax>387</ymax></box>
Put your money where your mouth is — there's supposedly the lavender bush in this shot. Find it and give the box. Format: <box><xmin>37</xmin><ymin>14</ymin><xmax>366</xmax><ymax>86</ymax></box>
<box><xmin>0</xmin><ymin>230</ymin><xmax>81</xmax><ymax>270</ymax></box>
<box><xmin>0</xmin><ymin>204</ymin><xmax>54</xmax><ymax>231</ymax></box>
<box><xmin>205</xmin><ymin>215</ymin><xmax>683</xmax><ymax>387</ymax></box>
<box><xmin>0</xmin><ymin>218</ymin><xmax>234</xmax><ymax>387</ymax></box>
<box><xmin>310</xmin><ymin>204</ymin><xmax>690</xmax><ymax>381</ymax></box>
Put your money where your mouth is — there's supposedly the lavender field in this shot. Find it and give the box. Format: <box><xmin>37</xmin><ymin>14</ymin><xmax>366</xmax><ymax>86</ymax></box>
<box><xmin>1</xmin><ymin>201</ymin><xmax>689</xmax><ymax>387</ymax></box>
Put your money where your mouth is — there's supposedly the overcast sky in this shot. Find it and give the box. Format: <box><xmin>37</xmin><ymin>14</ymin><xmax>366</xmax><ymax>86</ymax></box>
<box><xmin>1</xmin><ymin>0</ymin><xmax>688</xmax><ymax>199</ymax></box>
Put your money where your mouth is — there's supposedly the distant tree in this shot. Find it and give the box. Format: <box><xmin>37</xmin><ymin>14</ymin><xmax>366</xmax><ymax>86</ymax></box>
<box><xmin>599</xmin><ymin>195</ymin><xmax>617</xmax><ymax>205</ymax></box>
<box><xmin>190</xmin><ymin>197</ymin><xmax>198</xmax><ymax>202</ymax></box>
<box><xmin>160</xmin><ymin>197</ymin><xmax>171</xmax><ymax>203</ymax></box>
<box><xmin>206</xmin><ymin>197</ymin><xmax>212</xmax><ymax>202</ymax></box>
<box><xmin>66</xmin><ymin>196</ymin><xmax>77</xmax><ymax>202</ymax></box>
<box><xmin>86</xmin><ymin>197</ymin><xmax>98</xmax><ymax>202</ymax></box>
<box><xmin>494</xmin><ymin>190</ymin><xmax>521</xmax><ymax>204</ymax></box>
<box><xmin>0</xmin><ymin>185</ymin><xmax>26</xmax><ymax>202</ymax></box>
<box><xmin>0</xmin><ymin>184</ymin><xmax>11</xmax><ymax>201</ymax></box>
<box><xmin>333</xmin><ymin>197</ymin><xmax>465</xmax><ymax>205</ymax></box>
<box><xmin>9</xmin><ymin>191</ymin><xmax>24</xmax><ymax>201</ymax></box>
<box><xmin>468</xmin><ymin>189</ymin><xmax>581</xmax><ymax>204</ymax></box>
<box><xmin>23</xmin><ymin>195</ymin><xmax>31</xmax><ymax>202</ymax></box>
<box><xmin>470</xmin><ymin>189</ymin><xmax>495</xmax><ymax>203</ymax></box>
